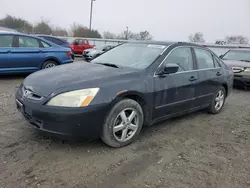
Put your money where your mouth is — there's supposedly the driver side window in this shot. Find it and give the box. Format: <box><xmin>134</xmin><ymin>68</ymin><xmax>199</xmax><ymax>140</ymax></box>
<box><xmin>164</xmin><ymin>47</ymin><xmax>194</xmax><ymax>72</ymax></box>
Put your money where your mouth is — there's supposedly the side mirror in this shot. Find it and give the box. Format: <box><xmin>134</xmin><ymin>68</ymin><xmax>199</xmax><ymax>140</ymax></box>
<box><xmin>74</xmin><ymin>41</ymin><xmax>79</xmax><ymax>45</ymax></box>
<box><xmin>161</xmin><ymin>63</ymin><xmax>179</xmax><ymax>75</ymax></box>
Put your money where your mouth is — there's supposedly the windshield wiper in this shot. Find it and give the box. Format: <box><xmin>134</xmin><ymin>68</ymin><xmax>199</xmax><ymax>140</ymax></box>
<box><xmin>96</xmin><ymin>63</ymin><xmax>121</xmax><ymax>68</ymax></box>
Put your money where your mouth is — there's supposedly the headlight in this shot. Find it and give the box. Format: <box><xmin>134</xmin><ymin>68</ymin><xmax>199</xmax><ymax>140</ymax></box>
<box><xmin>47</xmin><ymin>88</ymin><xmax>99</xmax><ymax>107</ymax></box>
<box><xmin>245</xmin><ymin>68</ymin><xmax>250</xmax><ymax>72</ymax></box>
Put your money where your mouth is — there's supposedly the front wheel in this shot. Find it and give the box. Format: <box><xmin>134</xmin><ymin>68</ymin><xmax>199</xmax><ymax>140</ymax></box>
<box><xmin>208</xmin><ymin>86</ymin><xmax>226</xmax><ymax>114</ymax></box>
<box><xmin>101</xmin><ymin>99</ymin><xmax>144</xmax><ymax>148</ymax></box>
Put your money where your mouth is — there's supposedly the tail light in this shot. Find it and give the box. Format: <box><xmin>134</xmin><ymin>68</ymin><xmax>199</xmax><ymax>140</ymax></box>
<box><xmin>66</xmin><ymin>52</ymin><xmax>72</xmax><ymax>57</ymax></box>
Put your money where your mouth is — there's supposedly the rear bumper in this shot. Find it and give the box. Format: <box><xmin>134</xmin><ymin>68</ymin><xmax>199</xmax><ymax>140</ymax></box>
<box><xmin>15</xmin><ymin>94</ymin><xmax>109</xmax><ymax>139</ymax></box>
<box><xmin>61</xmin><ymin>59</ymin><xmax>74</xmax><ymax>64</ymax></box>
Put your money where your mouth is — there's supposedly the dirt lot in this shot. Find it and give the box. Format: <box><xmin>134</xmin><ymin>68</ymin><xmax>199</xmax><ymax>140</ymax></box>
<box><xmin>1</xmin><ymin>72</ymin><xmax>250</xmax><ymax>188</ymax></box>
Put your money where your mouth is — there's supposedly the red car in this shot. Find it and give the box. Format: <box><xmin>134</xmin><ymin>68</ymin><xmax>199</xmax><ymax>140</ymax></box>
<box><xmin>70</xmin><ymin>38</ymin><xmax>94</xmax><ymax>54</ymax></box>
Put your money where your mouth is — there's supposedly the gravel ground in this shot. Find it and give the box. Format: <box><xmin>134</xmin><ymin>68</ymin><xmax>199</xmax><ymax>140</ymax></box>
<box><xmin>1</xmin><ymin>64</ymin><xmax>250</xmax><ymax>188</ymax></box>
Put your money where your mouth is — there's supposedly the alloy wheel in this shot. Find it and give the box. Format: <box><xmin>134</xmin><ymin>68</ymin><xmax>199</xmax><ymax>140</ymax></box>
<box><xmin>113</xmin><ymin>108</ymin><xmax>139</xmax><ymax>142</ymax></box>
<box><xmin>44</xmin><ymin>63</ymin><xmax>56</xmax><ymax>69</ymax></box>
<box><xmin>215</xmin><ymin>90</ymin><xmax>225</xmax><ymax>111</ymax></box>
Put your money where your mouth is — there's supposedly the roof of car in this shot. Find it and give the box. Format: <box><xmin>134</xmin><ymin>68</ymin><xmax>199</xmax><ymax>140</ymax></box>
<box><xmin>228</xmin><ymin>48</ymin><xmax>250</xmax><ymax>51</ymax></box>
<box><xmin>126</xmin><ymin>40</ymin><xmax>205</xmax><ymax>47</ymax></box>
<box><xmin>0</xmin><ymin>32</ymin><xmax>41</xmax><ymax>38</ymax></box>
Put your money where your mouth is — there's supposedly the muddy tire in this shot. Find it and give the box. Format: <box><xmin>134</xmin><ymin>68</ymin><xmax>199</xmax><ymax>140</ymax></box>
<box><xmin>101</xmin><ymin>99</ymin><xmax>143</xmax><ymax>148</ymax></box>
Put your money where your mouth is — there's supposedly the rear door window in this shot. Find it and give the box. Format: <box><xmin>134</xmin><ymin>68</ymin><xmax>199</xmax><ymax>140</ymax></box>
<box><xmin>40</xmin><ymin>41</ymin><xmax>51</xmax><ymax>48</ymax></box>
<box><xmin>0</xmin><ymin>35</ymin><xmax>14</xmax><ymax>47</ymax></box>
<box><xmin>18</xmin><ymin>36</ymin><xmax>40</xmax><ymax>48</ymax></box>
<box><xmin>194</xmin><ymin>48</ymin><xmax>215</xmax><ymax>69</ymax></box>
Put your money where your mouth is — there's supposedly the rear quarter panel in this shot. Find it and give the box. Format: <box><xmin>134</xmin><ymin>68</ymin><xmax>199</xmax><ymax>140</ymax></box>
<box><xmin>40</xmin><ymin>47</ymin><xmax>73</xmax><ymax>68</ymax></box>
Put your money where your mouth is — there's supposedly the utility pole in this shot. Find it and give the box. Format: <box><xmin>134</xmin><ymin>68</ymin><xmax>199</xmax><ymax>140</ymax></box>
<box><xmin>89</xmin><ymin>0</ymin><xmax>96</xmax><ymax>30</ymax></box>
<box><xmin>126</xmin><ymin>26</ymin><xmax>129</xmax><ymax>40</ymax></box>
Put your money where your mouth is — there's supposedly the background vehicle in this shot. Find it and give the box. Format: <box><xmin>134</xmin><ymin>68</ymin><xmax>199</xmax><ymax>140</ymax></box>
<box><xmin>16</xmin><ymin>42</ymin><xmax>233</xmax><ymax>148</ymax></box>
<box><xmin>220</xmin><ymin>48</ymin><xmax>250</xmax><ymax>89</ymax></box>
<box><xmin>82</xmin><ymin>45</ymin><xmax>114</xmax><ymax>61</ymax></box>
<box><xmin>70</xmin><ymin>38</ymin><xmax>94</xmax><ymax>54</ymax></box>
<box><xmin>35</xmin><ymin>35</ymin><xmax>75</xmax><ymax>60</ymax></box>
<box><xmin>0</xmin><ymin>32</ymin><xmax>73</xmax><ymax>74</ymax></box>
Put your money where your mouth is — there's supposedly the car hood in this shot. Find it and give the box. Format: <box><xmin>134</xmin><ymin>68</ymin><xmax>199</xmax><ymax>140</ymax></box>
<box><xmin>23</xmin><ymin>62</ymin><xmax>137</xmax><ymax>97</ymax></box>
<box><xmin>223</xmin><ymin>60</ymin><xmax>250</xmax><ymax>68</ymax></box>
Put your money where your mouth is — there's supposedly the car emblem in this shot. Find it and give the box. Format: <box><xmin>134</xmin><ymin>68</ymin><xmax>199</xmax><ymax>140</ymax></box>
<box><xmin>23</xmin><ymin>90</ymin><xmax>32</xmax><ymax>98</ymax></box>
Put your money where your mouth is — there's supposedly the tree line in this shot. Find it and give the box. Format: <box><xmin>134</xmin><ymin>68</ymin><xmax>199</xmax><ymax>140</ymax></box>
<box><xmin>189</xmin><ymin>32</ymin><xmax>249</xmax><ymax>45</ymax></box>
<box><xmin>0</xmin><ymin>15</ymin><xmax>153</xmax><ymax>40</ymax></box>
<box><xmin>1</xmin><ymin>15</ymin><xmax>248</xmax><ymax>44</ymax></box>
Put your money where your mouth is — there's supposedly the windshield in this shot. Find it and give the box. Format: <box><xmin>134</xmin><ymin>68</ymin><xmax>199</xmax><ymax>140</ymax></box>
<box><xmin>223</xmin><ymin>50</ymin><xmax>250</xmax><ymax>62</ymax></box>
<box><xmin>91</xmin><ymin>43</ymin><xmax>166</xmax><ymax>69</ymax></box>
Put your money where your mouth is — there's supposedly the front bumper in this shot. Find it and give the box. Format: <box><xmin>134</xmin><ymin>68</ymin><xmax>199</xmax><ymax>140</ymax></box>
<box><xmin>234</xmin><ymin>74</ymin><xmax>250</xmax><ymax>88</ymax></box>
<box><xmin>15</xmin><ymin>93</ymin><xmax>108</xmax><ymax>139</ymax></box>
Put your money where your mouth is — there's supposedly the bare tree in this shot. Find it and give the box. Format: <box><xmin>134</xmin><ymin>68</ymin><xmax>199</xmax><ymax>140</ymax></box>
<box><xmin>70</xmin><ymin>23</ymin><xmax>101</xmax><ymax>38</ymax></box>
<box><xmin>188</xmin><ymin>32</ymin><xmax>205</xmax><ymax>43</ymax></box>
<box><xmin>117</xmin><ymin>30</ymin><xmax>153</xmax><ymax>40</ymax></box>
<box><xmin>225</xmin><ymin>35</ymin><xmax>249</xmax><ymax>44</ymax></box>
<box><xmin>138</xmin><ymin>31</ymin><xmax>153</xmax><ymax>40</ymax></box>
<box><xmin>34</xmin><ymin>20</ymin><xmax>53</xmax><ymax>35</ymax></box>
<box><xmin>103</xmin><ymin>31</ymin><xmax>116</xmax><ymax>39</ymax></box>
<box><xmin>52</xmin><ymin>27</ymin><xmax>68</xmax><ymax>36</ymax></box>
<box><xmin>117</xmin><ymin>30</ymin><xmax>135</xmax><ymax>40</ymax></box>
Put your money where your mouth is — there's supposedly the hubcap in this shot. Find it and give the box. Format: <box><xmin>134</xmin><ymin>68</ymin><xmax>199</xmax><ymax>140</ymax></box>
<box><xmin>215</xmin><ymin>90</ymin><xmax>224</xmax><ymax>111</ymax></box>
<box><xmin>44</xmin><ymin>63</ymin><xmax>56</xmax><ymax>69</ymax></box>
<box><xmin>113</xmin><ymin>108</ymin><xmax>139</xmax><ymax>142</ymax></box>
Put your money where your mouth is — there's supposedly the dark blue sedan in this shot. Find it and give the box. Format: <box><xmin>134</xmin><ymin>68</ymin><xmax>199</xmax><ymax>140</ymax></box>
<box><xmin>34</xmin><ymin>35</ymin><xmax>75</xmax><ymax>60</ymax></box>
<box><xmin>0</xmin><ymin>32</ymin><xmax>74</xmax><ymax>74</ymax></box>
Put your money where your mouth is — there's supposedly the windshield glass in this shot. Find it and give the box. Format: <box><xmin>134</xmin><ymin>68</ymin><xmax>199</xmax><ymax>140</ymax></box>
<box><xmin>223</xmin><ymin>50</ymin><xmax>250</xmax><ymax>62</ymax></box>
<box><xmin>91</xmin><ymin>43</ymin><xmax>166</xmax><ymax>69</ymax></box>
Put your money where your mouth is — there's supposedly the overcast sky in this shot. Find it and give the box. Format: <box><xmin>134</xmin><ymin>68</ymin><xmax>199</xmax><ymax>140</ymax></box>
<box><xmin>1</xmin><ymin>0</ymin><xmax>250</xmax><ymax>42</ymax></box>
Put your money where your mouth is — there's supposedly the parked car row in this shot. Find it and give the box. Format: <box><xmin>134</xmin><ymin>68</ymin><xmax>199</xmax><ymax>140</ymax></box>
<box><xmin>82</xmin><ymin>45</ymin><xmax>115</xmax><ymax>61</ymax></box>
<box><xmin>220</xmin><ymin>48</ymin><xmax>250</xmax><ymax>89</ymax></box>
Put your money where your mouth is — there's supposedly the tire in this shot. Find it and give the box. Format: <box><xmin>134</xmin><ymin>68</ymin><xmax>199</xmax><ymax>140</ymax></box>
<box><xmin>208</xmin><ymin>86</ymin><xmax>226</xmax><ymax>114</ymax></box>
<box><xmin>101</xmin><ymin>99</ymin><xmax>144</xmax><ymax>148</ymax></box>
<box><xmin>41</xmin><ymin>60</ymin><xmax>58</xmax><ymax>69</ymax></box>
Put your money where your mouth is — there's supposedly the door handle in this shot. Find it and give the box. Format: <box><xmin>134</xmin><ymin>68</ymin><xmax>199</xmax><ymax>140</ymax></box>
<box><xmin>216</xmin><ymin>72</ymin><xmax>222</xmax><ymax>76</ymax></box>
<box><xmin>189</xmin><ymin>76</ymin><xmax>197</xmax><ymax>82</ymax></box>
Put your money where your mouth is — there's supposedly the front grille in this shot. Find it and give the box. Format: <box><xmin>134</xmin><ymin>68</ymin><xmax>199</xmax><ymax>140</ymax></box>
<box><xmin>22</xmin><ymin>86</ymin><xmax>43</xmax><ymax>100</ymax></box>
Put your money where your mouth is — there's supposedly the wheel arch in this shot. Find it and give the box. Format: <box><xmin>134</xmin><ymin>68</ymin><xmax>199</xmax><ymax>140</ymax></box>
<box><xmin>110</xmin><ymin>91</ymin><xmax>151</xmax><ymax>126</ymax></box>
<box><xmin>41</xmin><ymin>57</ymin><xmax>60</xmax><ymax>69</ymax></box>
<box><xmin>222</xmin><ymin>83</ymin><xmax>228</xmax><ymax>97</ymax></box>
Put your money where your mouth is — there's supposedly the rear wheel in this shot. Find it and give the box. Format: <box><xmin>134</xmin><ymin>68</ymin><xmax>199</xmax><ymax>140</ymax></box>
<box><xmin>208</xmin><ymin>86</ymin><xmax>226</xmax><ymax>114</ymax></box>
<box><xmin>101</xmin><ymin>99</ymin><xmax>143</xmax><ymax>148</ymax></box>
<box><xmin>42</xmin><ymin>60</ymin><xmax>58</xmax><ymax>69</ymax></box>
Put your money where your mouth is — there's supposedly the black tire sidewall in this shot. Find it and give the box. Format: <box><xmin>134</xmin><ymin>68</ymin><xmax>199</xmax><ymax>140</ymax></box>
<box><xmin>41</xmin><ymin>60</ymin><xmax>57</xmax><ymax>69</ymax></box>
<box><xmin>101</xmin><ymin>99</ymin><xmax>144</xmax><ymax>148</ymax></box>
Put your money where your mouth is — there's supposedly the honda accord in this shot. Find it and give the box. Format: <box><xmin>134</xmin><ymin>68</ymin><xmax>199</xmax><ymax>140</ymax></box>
<box><xmin>15</xmin><ymin>42</ymin><xmax>233</xmax><ymax>148</ymax></box>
